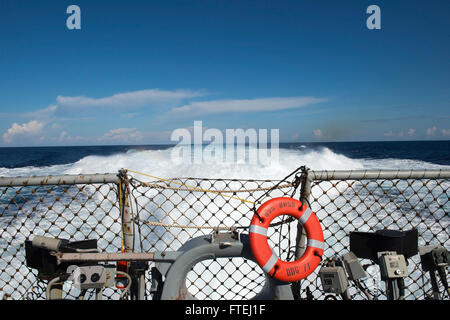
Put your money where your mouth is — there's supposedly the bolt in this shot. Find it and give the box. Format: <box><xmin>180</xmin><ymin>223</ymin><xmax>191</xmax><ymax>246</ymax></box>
<box><xmin>91</xmin><ymin>273</ymin><xmax>101</xmax><ymax>283</ymax></box>
<box><xmin>78</xmin><ymin>274</ymin><xmax>87</xmax><ymax>284</ymax></box>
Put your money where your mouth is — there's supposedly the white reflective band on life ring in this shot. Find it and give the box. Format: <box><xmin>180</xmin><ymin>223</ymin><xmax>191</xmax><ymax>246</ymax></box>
<box><xmin>307</xmin><ymin>239</ymin><xmax>324</xmax><ymax>250</ymax></box>
<box><xmin>298</xmin><ymin>207</ymin><xmax>312</xmax><ymax>225</ymax></box>
<box><xmin>262</xmin><ymin>252</ymin><xmax>278</xmax><ymax>274</ymax></box>
<box><xmin>249</xmin><ymin>225</ymin><xmax>268</xmax><ymax>237</ymax></box>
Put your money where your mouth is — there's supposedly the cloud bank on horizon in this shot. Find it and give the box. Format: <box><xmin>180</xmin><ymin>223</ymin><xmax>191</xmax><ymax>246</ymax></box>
<box><xmin>2</xmin><ymin>87</ymin><xmax>449</xmax><ymax>146</ymax></box>
<box><xmin>1</xmin><ymin>88</ymin><xmax>330</xmax><ymax>145</ymax></box>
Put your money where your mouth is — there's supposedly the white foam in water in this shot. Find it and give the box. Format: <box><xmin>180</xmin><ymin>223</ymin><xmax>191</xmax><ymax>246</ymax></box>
<box><xmin>64</xmin><ymin>146</ymin><xmax>368</xmax><ymax>178</ymax></box>
<box><xmin>1</xmin><ymin>145</ymin><xmax>449</xmax><ymax>178</ymax></box>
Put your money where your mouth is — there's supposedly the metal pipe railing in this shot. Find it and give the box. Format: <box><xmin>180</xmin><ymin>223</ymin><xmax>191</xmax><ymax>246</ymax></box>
<box><xmin>1</xmin><ymin>170</ymin><xmax>449</xmax><ymax>187</ymax></box>
<box><xmin>309</xmin><ymin>169</ymin><xmax>450</xmax><ymax>181</ymax></box>
<box><xmin>0</xmin><ymin>173</ymin><xmax>120</xmax><ymax>187</ymax></box>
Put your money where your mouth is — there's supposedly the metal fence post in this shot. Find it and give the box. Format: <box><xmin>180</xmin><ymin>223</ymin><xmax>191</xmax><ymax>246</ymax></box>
<box><xmin>49</xmin><ymin>282</ymin><xmax>63</xmax><ymax>300</ymax></box>
<box><xmin>297</xmin><ymin>167</ymin><xmax>313</xmax><ymax>257</ymax></box>
<box><xmin>291</xmin><ymin>167</ymin><xmax>313</xmax><ymax>299</ymax></box>
<box><xmin>118</xmin><ymin>169</ymin><xmax>134</xmax><ymax>252</ymax></box>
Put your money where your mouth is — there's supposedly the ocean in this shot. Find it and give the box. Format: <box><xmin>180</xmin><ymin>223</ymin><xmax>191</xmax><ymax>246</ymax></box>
<box><xmin>1</xmin><ymin>140</ymin><xmax>449</xmax><ymax>179</ymax></box>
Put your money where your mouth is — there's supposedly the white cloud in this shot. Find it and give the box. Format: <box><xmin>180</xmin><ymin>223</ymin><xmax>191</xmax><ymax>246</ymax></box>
<box><xmin>97</xmin><ymin>127</ymin><xmax>173</xmax><ymax>144</ymax></box>
<box><xmin>384</xmin><ymin>130</ymin><xmax>395</xmax><ymax>137</ymax></box>
<box><xmin>22</xmin><ymin>105</ymin><xmax>58</xmax><ymax>119</ymax></box>
<box><xmin>291</xmin><ymin>133</ymin><xmax>300</xmax><ymax>140</ymax></box>
<box><xmin>313</xmin><ymin>129</ymin><xmax>323</xmax><ymax>137</ymax></box>
<box><xmin>58</xmin><ymin>131</ymin><xmax>67</xmax><ymax>142</ymax></box>
<box><xmin>426</xmin><ymin>126</ymin><xmax>437</xmax><ymax>136</ymax></box>
<box><xmin>2</xmin><ymin>120</ymin><xmax>45</xmax><ymax>143</ymax></box>
<box><xmin>120</xmin><ymin>112</ymin><xmax>139</xmax><ymax>119</ymax></box>
<box><xmin>170</xmin><ymin>96</ymin><xmax>327</xmax><ymax>116</ymax></box>
<box><xmin>57</xmin><ymin>89</ymin><xmax>206</xmax><ymax>109</ymax></box>
<box><xmin>441</xmin><ymin>129</ymin><xmax>450</xmax><ymax>136</ymax></box>
<box><xmin>408</xmin><ymin>128</ymin><xmax>415</xmax><ymax>137</ymax></box>
<box><xmin>98</xmin><ymin>128</ymin><xmax>144</xmax><ymax>143</ymax></box>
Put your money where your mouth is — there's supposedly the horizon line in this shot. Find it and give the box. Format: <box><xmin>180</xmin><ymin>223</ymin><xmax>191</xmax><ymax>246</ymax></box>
<box><xmin>0</xmin><ymin>139</ymin><xmax>449</xmax><ymax>149</ymax></box>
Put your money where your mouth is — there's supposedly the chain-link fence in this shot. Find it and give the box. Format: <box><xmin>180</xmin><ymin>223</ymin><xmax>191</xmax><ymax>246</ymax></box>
<box><xmin>304</xmin><ymin>169</ymin><xmax>450</xmax><ymax>300</ymax></box>
<box><xmin>0</xmin><ymin>174</ymin><xmax>122</xmax><ymax>300</ymax></box>
<box><xmin>128</xmin><ymin>174</ymin><xmax>298</xmax><ymax>300</ymax></box>
<box><xmin>0</xmin><ymin>169</ymin><xmax>449</xmax><ymax>300</ymax></box>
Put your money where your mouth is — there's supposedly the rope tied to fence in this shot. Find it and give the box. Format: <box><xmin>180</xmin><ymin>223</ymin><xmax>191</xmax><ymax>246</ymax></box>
<box><xmin>125</xmin><ymin>168</ymin><xmax>294</xmax><ymax>204</ymax></box>
<box><xmin>131</xmin><ymin>179</ymin><xmax>294</xmax><ymax>194</ymax></box>
<box><xmin>123</xmin><ymin>168</ymin><xmax>300</xmax><ymax>232</ymax></box>
<box><xmin>133</xmin><ymin>216</ymin><xmax>239</xmax><ymax>231</ymax></box>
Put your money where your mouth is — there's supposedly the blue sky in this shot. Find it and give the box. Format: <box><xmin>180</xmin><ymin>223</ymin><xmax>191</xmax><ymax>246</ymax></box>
<box><xmin>0</xmin><ymin>0</ymin><xmax>449</xmax><ymax>146</ymax></box>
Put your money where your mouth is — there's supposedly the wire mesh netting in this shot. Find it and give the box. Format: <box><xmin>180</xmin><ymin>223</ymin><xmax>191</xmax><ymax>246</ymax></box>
<box><xmin>0</xmin><ymin>182</ymin><xmax>123</xmax><ymax>300</ymax></box>
<box><xmin>303</xmin><ymin>171</ymin><xmax>450</xmax><ymax>300</ymax></box>
<box><xmin>129</xmin><ymin>176</ymin><xmax>298</xmax><ymax>300</ymax></box>
<box><xmin>0</xmin><ymin>169</ymin><xmax>448</xmax><ymax>300</ymax></box>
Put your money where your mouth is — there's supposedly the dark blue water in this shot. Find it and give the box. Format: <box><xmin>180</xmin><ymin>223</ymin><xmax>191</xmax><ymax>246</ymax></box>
<box><xmin>0</xmin><ymin>141</ymin><xmax>449</xmax><ymax>169</ymax></box>
<box><xmin>0</xmin><ymin>144</ymin><xmax>168</xmax><ymax>168</ymax></box>
<box><xmin>284</xmin><ymin>141</ymin><xmax>450</xmax><ymax>166</ymax></box>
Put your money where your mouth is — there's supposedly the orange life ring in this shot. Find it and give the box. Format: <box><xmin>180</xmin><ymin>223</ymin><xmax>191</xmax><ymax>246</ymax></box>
<box><xmin>249</xmin><ymin>197</ymin><xmax>324</xmax><ymax>282</ymax></box>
